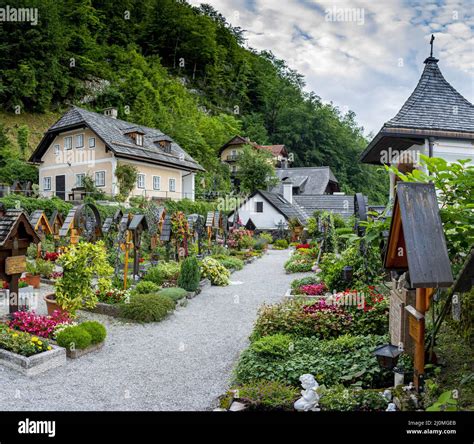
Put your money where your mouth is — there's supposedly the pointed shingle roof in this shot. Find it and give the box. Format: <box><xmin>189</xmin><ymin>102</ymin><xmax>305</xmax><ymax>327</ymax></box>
<box><xmin>360</xmin><ymin>57</ymin><xmax>474</xmax><ymax>165</ymax></box>
<box><xmin>385</xmin><ymin>57</ymin><xmax>473</xmax><ymax>133</ymax></box>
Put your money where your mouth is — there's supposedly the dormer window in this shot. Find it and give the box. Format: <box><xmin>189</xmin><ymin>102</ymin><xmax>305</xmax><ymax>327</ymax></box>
<box><xmin>157</xmin><ymin>140</ymin><xmax>171</xmax><ymax>154</ymax></box>
<box><xmin>124</xmin><ymin>129</ymin><xmax>145</xmax><ymax>146</ymax></box>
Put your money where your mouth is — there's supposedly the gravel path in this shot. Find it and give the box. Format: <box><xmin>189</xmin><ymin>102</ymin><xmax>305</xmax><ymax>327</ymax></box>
<box><xmin>0</xmin><ymin>249</ymin><xmax>309</xmax><ymax>411</ymax></box>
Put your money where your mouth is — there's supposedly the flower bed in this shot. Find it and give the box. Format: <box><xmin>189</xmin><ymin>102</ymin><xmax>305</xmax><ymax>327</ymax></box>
<box><xmin>8</xmin><ymin>310</ymin><xmax>71</xmax><ymax>339</ymax></box>
<box><xmin>234</xmin><ymin>334</ymin><xmax>392</xmax><ymax>388</ymax></box>
<box><xmin>0</xmin><ymin>322</ymin><xmax>66</xmax><ymax>375</ymax></box>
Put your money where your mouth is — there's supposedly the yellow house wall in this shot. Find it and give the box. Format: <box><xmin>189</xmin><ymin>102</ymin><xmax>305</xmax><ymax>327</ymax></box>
<box><xmin>39</xmin><ymin>127</ymin><xmax>115</xmax><ymax>199</ymax></box>
<box><xmin>38</xmin><ymin>127</ymin><xmax>190</xmax><ymax>201</ymax></box>
<box><xmin>119</xmin><ymin>159</ymin><xmax>184</xmax><ymax>200</ymax></box>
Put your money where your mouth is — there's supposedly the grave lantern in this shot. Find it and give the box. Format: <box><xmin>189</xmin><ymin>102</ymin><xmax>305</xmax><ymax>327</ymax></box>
<box><xmin>373</xmin><ymin>344</ymin><xmax>402</xmax><ymax>370</ymax></box>
<box><xmin>342</xmin><ymin>266</ymin><xmax>353</xmax><ymax>282</ymax></box>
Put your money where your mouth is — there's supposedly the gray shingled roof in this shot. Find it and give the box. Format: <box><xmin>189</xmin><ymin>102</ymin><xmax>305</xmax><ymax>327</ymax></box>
<box><xmin>385</xmin><ymin>58</ymin><xmax>474</xmax><ymax>133</ymax></box>
<box><xmin>258</xmin><ymin>190</ymin><xmax>308</xmax><ymax>224</ymax></box>
<box><xmin>0</xmin><ymin>209</ymin><xmax>39</xmax><ymax>246</ymax></box>
<box><xmin>270</xmin><ymin>167</ymin><xmax>338</xmax><ymax>195</ymax></box>
<box><xmin>31</xmin><ymin>107</ymin><xmax>204</xmax><ymax>172</ymax></box>
<box><xmin>293</xmin><ymin>195</ymin><xmax>355</xmax><ymax>219</ymax></box>
<box><xmin>360</xmin><ymin>57</ymin><xmax>474</xmax><ymax>164</ymax></box>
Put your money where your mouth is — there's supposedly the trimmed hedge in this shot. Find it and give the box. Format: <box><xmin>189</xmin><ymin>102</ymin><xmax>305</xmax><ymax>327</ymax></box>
<box><xmin>119</xmin><ymin>293</ymin><xmax>175</xmax><ymax>323</ymax></box>
<box><xmin>157</xmin><ymin>287</ymin><xmax>188</xmax><ymax>302</ymax></box>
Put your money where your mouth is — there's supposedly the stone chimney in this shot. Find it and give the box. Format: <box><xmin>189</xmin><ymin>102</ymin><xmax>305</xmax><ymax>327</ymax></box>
<box><xmin>282</xmin><ymin>179</ymin><xmax>293</xmax><ymax>204</ymax></box>
<box><xmin>103</xmin><ymin>107</ymin><xmax>118</xmax><ymax>119</ymax></box>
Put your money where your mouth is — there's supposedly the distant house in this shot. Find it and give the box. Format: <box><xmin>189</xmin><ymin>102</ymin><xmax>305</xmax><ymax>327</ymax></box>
<box><xmin>360</xmin><ymin>49</ymin><xmax>474</xmax><ymax>200</ymax></box>
<box><xmin>270</xmin><ymin>166</ymin><xmax>340</xmax><ymax>195</ymax></box>
<box><xmin>229</xmin><ymin>167</ymin><xmax>356</xmax><ymax>231</ymax></box>
<box><xmin>219</xmin><ymin>135</ymin><xmax>290</xmax><ymax>187</ymax></box>
<box><xmin>29</xmin><ymin>107</ymin><xmax>204</xmax><ymax>202</ymax></box>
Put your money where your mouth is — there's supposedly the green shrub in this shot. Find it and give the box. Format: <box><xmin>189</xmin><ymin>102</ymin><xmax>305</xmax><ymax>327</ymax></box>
<box><xmin>233</xmin><ymin>380</ymin><xmax>299</xmax><ymax>411</ymax></box>
<box><xmin>214</xmin><ymin>256</ymin><xmax>244</xmax><ymax>271</ymax></box>
<box><xmin>177</xmin><ymin>256</ymin><xmax>201</xmax><ymax>291</ymax></box>
<box><xmin>158</xmin><ymin>287</ymin><xmax>188</xmax><ymax>302</ymax></box>
<box><xmin>201</xmin><ymin>257</ymin><xmax>230</xmax><ymax>286</ymax></box>
<box><xmin>142</xmin><ymin>262</ymin><xmax>180</xmax><ymax>286</ymax></box>
<box><xmin>235</xmin><ymin>334</ymin><xmax>391</xmax><ymax>388</ymax></box>
<box><xmin>335</xmin><ymin>227</ymin><xmax>354</xmax><ymax>250</ymax></box>
<box><xmin>56</xmin><ymin>326</ymin><xmax>92</xmax><ymax>350</ymax></box>
<box><xmin>253</xmin><ymin>240</ymin><xmax>265</xmax><ymax>251</ymax></box>
<box><xmin>284</xmin><ymin>256</ymin><xmax>314</xmax><ymax>273</ymax></box>
<box><xmin>319</xmin><ymin>386</ymin><xmax>388</xmax><ymax>412</ymax></box>
<box><xmin>273</xmin><ymin>239</ymin><xmax>288</xmax><ymax>249</ymax></box>
<box><xmin>26</xmin><ymin>258</ymin><xmax>55</xmax><ymax>277</ymax></box>
<box><xmin>119</xmin><ymin>293</ymin><xmax>175</xmax><ymax>322</ymax></box>
<box><xmin>79</xmin><ymin>321</ymin><xmax>107</xmax><ymax>344</ymax></box>
<box><xmin>133</xmin><ymin>281</ymin><xmax>160</xmax><ymax>294</ymax></box>
<box><xmin>251</xmin><ymin>334</ymin><xmax>293</xmax><ymax>359</ymax></box>
<box><xmin>258</xmin><ymin>233</ymin><xmax>273</xmax><ymax>244</ymax></box>
<box><xmin>211</xmin><ymin>245</ymin><xmax>230</xmax><ymax>257</ymax></box>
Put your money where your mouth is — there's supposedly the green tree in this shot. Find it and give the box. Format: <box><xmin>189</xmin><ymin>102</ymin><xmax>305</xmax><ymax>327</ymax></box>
<box><xmin>236</xmin><ymin>145</ymin><xmax>278</xmax><ymax>194</ymax></box>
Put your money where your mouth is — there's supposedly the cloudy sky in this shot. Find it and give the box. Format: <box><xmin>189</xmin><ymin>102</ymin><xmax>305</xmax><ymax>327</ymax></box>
<box><xmin>190</xmin><ymin>0</ymin><xmax>473</xmax><ymax>135</ymax></box>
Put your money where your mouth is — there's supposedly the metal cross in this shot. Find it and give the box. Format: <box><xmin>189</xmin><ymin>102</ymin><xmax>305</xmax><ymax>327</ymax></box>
<box><xmin>430</xmin><ymin>34</ymin><xmax>435</xmax><ymax>57</ymax></box>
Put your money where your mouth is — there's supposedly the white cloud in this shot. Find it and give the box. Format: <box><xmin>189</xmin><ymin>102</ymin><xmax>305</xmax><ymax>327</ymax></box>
<box><xmin>189</xmin><ymin>0</ymin><xmax>473</xmax><ymax>134</ymax></box>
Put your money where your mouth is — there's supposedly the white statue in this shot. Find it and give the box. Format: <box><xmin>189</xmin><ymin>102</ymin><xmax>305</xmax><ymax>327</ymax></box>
<box><xmin>386</xmin><ymin>403</ymin><xmax>397</xmax><ymax>411</ymax></box>
<box><xmin>294</xmin><ymin>374</ymin><xmax>320</xmax><ymax>411</ymax></box>
<box><xmin>382</xmin><ymin>389</ymin><xmax>392</xmax><ymax>401</ymax></box>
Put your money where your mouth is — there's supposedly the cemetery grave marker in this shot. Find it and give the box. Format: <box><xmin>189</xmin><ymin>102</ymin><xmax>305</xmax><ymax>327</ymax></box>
<box><xmin>384</xmin><ymin>182</ymin><xmax>453</xmax><ymax>390</ymax></box>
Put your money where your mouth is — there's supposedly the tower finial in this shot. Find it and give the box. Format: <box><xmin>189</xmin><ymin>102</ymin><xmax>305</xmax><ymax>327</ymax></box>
<box><xmin>430</xmin><ymin>34</ymin><xmax>435</xmax><ymax>58</ymax></box>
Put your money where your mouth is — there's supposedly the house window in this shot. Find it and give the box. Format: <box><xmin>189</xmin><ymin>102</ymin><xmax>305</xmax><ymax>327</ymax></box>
<box><xmin>255</xmin><ymin>202</ymin><xmax>263</xmax><ymax>213</ymax></box>
<box><xmin>95</xmin><ymin>171</ymin><xmax>106</xmax><ymax>187</ymax></box>
<box><xmin>137</xmin><ymin>174</ymin><xmax>145</xmax><ymax>189</ymax></box>
<box><xmin>153</xmin><ymin>176</ymin><xmax>161</xmax><ymax>190</ymax></box>
<box><xmin>136</xmin><ymin>134</ymin><xmax>143</xmax><ymax>146</ymax></box>
<box><xmin>75</xmin><ymin>134</ymin><xmax>84</xmax><ymax>148</ymax></box>
<box><xmin>43</xmin><ymin>177</ymin><xmax>52</xmax><ymax>191</ymax></box>
<box><xmin>169</xmin><ymin>178</ymin><xmax>176</xmax><ymax>192</ymax></box>
<box><xmin>54</xmin><ymin>144</ymin><xmax>60</xmax><ymax>156</ymax></box>
<box><xmin>64</xmin><ymin>136</ymin><xmax>72</xmax><ymax>150</ymax></box>
<box><xmin>89</xmin><ymin>137</ymin><xmax>96</xmax><ymax>148</ymax></box>
<box><xmin>76</xmin><ymin>173</ymin><xmax>85</xmax><ymax>187</ymax></box>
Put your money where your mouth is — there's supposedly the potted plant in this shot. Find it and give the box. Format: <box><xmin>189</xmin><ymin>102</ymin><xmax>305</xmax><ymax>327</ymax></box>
<box><xmin>25</xmin><ymin>258</ymin><xmax>55</xmax><ymax>289</ymax></box>
<box><xmin>44</xmin><ymin>241</ymin><xmax>113</xmax><ymax>316</ymax></box>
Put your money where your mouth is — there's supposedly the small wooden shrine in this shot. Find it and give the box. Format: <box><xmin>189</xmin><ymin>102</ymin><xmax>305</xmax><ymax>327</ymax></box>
<box><xmin>49</xmin><ymin>210</ymin><xmax>64</xmax><ymax>241</ymax></box>
<box><xmin>29</xmin><ymin>210</ymin><xmax>53</xmax><ymax>239</ymax></box>
<box><xmin>0</xmin><ymin>204</ymin><xmax>40</xmax><ymax>314</ymax></box>
<box><xmin>384</xmin><ymin>182</ymin><xmax>453</xmax><ymax>390</ymax></box>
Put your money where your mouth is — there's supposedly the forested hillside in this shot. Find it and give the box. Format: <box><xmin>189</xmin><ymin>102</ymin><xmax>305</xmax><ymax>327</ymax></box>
<box><xmin>0</xmin><ymin>0</ymin><xmax>387</xmax><ymax>202</ymax></box>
